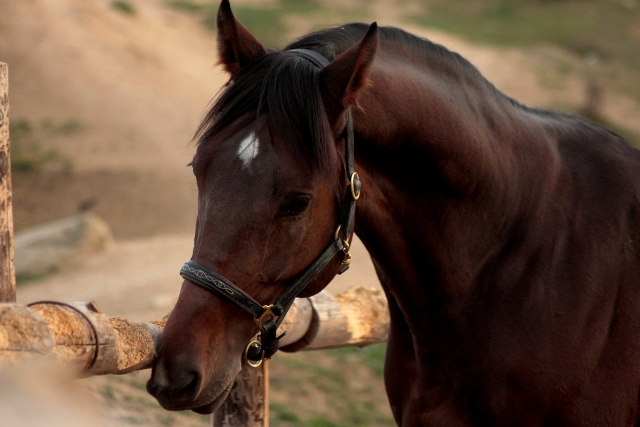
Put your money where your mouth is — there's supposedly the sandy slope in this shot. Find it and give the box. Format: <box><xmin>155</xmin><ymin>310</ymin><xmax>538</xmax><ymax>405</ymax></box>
<box><xmin>0</xmin><ymin>0</ymin><xmax>227</xmax><ymax>171</ymax></box>
<box><xmin>0</xmin><ymin>0</ymin><xmax>227</xmax><ymax>237</ymax></box>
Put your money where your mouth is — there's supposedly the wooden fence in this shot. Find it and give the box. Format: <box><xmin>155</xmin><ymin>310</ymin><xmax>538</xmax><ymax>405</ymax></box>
<box><xmin>0</xmin><ymin>63</ymin><xmax>389</xmax><ymax>427</ymax></box>
<box><xmin>0</xmin><ymin>62</ymin><xmax>15</xmax><ymax>304</ymax></box>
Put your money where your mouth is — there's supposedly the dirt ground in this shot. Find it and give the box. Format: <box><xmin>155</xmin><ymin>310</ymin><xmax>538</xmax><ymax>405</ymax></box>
<box><xmin>2</xmin><ymin>0</ymin><xmax>640</xmax><ymax>425</ymax></box>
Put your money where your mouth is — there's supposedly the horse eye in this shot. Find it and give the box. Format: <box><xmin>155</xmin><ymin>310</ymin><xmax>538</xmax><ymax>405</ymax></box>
<box><xmin>282</xmin><ymin>194</ymin><xmax>313</xmax><ymax>217</ymax></box>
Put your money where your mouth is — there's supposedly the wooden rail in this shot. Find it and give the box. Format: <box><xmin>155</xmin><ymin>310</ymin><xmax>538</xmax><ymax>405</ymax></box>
<box><xmin>0</xmin><ymin>288</ymin><xmax>389</xmax><ymax>426</ymax></box>
<box><xmin>0</xmin><ymin>287</ymin><xmax>389</xmax><ymax>373</ymax></box>
<box><xmin>0</xmin><ymin>62</ymin><xmax>15</xmax><ymax>304</ymax></box>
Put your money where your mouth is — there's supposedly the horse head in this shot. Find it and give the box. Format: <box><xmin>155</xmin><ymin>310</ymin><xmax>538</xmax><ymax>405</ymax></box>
<box><xmin>147</xmin><ymin>0</ymin><xmax>377</xmax><ymax>413</ymax></box>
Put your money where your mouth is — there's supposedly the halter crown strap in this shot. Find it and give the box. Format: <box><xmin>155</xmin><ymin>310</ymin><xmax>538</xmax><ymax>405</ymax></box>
<box><xmin>181</xmin><ymin>48</ymin><xmax>361</xmax><ymax>367</ymax></box>
<box><xmin>286</xmin><ymin>48</ymin><xmax>330</xmax><ymax>68</ymax></box>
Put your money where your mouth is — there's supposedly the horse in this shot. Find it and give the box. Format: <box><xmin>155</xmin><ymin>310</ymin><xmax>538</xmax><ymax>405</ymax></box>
<box><xmin>146</xmin><ymin>1</ymin><xmax>640</xmax><ymax>425</ymax></box>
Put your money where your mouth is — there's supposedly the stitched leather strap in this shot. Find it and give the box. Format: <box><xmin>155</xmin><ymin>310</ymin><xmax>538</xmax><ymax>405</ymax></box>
<box><xmin>181</xmin><ymin>237</ymin><xmax>345</xmax><ymax>327</ymax></box>
<box><xmin>181</xmin><ymin>261</ymin><xmax>264</xmax><ymax>319</ymax></box>
<box><xmin>270</xmin><ymin>238</ymin><xmax>345</xmax><ymax>321</ymax></box>
<box><xmin>342</xmin><ymin>108</ymin><xmax>359</xmax><ymax>242</ymax></box>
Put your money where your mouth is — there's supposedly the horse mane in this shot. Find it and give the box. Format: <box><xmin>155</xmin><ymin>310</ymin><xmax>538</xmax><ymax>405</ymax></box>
<box><xmin>196</xmin><ymin>23</ymin><xmax>472</xmax><ymax>174</ymax></box>
<box><xmin>195</xmin><ymin>23</ymin><xmax>592</xmax><ymax>172</ymax></box>
<box><xmin>195</xmin><ymin>48</ymin><xmax>333</xmax><ymax>174</ymax></box>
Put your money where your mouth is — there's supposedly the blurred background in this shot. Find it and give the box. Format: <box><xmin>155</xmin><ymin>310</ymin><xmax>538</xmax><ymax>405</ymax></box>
<box><xmin>1</xmin><ymin>0</ymin><xmax>639</xmax><ymax>425</ymax></box>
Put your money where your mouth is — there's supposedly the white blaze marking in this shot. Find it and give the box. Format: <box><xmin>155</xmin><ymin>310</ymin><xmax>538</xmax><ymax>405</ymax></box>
<box><xmin>237</xmin><ymin>131</ymin><xmax>260</xmax><ymax>167</ymax></box>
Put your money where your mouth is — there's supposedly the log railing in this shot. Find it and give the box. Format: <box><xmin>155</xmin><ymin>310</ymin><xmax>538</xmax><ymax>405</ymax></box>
<box><xmin>0</xmin><ymin>287</ymin><xmax>389</xmax><ymax>426</ymax></box>
<box><xmin>0</xmin><ymin>62</ymin><xmax>389</xmax><ymax>427</ymax></box>
<box><xmin>0</xmin><ymin>287</ymin><xmax>388</xmax><ymax>374</ymax></box>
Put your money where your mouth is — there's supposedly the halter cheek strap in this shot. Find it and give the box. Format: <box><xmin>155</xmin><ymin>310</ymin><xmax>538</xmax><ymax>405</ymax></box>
<box><xmin>180</xmin><ymin>48</ymin><xmax>362</xmax><ymax>367</ymax></box>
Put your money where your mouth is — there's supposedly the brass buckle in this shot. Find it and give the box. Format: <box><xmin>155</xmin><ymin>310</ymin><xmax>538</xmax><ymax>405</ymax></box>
<box><xmin>243</xmin><ymin>339</ymin><xmax>263</xmax><ymax>368</ymax></box>
<box><xmin>254</xmin><ymin>304</ymin><xmax>279</xmax><ymax>331</ymax></box>
<box><xmin>340</xmin><ymin>238</ymin><xmax>351</xmax><ymax>268</ymax></box>
<box><xmin>334</xmin><ymin>225</ymin><xmax>352</xmax><ymax>269</ymax></box>
<box><xmin>350</xmin><ymin>172</ymin><xmax>361</xmax><ymax>200</ymax></box>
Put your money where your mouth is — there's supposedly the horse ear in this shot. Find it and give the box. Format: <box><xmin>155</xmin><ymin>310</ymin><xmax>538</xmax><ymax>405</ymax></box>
<box><xmin>216</xmin><ymin>0</ymin><xmax>266</xmax><ymax>75</ymax></box>
<box><xmin>320</xmin><ymin>23</ymin><xmax>378</xmax><ymax>122</ymax></box>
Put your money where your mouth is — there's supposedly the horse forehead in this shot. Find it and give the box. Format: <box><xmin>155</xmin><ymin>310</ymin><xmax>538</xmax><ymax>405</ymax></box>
<box><xmin>197</xmin><ymin>125</ymin><xmax>308</xmax><ymax>192</ymax></box>
<box><xmin>199</xmin><ymin>127</ymin><xmax>272</xmax><ymax>171</ymax></box>
<box><xmin>227</xmin><ymin>127</ymin><xmax>302</xmax><ymax>177</ymax></box>
<box><xmin>237</xmin><ymin>131</ymin><xmax>261</xmax><ymax>167</ymax></box>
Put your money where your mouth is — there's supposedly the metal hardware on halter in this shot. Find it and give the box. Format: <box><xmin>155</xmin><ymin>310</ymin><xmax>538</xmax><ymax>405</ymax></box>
<box><xmin>243</xmin><ymin>306</ymin><xmax>283</xmax><ymax>367</ymax></box>
<box><xmin>334</xmin><ymin>225</ymin><xmax>352</xmax><ymax>271</ymax></box>
<box><xmin>254</xmin><ymin>304</ymin><xmax>280</xmax><ymax>330</ymax></box>
<box><xmin>243</xmin><ymin>340</ymin><xmax>263</xmax><ymax>368</ymax></box>
<box><xmin>350</xmin><ymin>172</ymin><xmax>361</xmax><ymax>200</ymax></box>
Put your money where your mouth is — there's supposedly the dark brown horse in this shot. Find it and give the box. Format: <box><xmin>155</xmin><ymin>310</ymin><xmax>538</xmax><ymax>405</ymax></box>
<box><xmin>147</xmin><ymin>1</ymin><xmax>640</xmax><ymax>425</ymax></box>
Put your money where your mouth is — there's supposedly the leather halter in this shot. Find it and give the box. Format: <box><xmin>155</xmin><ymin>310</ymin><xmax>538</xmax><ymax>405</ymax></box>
<box><xmin>180</xmin><ymin>49</ymin><xmax>362</xmax><ymax>367</ymax></box>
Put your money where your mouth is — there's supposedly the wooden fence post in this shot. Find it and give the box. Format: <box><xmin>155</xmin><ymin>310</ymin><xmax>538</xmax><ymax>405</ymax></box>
<box><xmin>0</xmin><ymin>62</ymin><xmax>15</xmax><ymax>304</ymax></box>
<box><xmin>212</xmin><ymin>361</ymin><xmax>269</xmax><ymax>427</ymax></box>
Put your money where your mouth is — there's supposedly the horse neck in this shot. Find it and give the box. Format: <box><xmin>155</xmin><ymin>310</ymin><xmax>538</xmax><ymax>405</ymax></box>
<box><xmin>351</xmin><ymin>46</ymin><xmax>559</xmax><ymax>315</ymax></box>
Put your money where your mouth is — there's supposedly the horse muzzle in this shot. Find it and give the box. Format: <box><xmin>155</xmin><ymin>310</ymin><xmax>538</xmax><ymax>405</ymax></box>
<box><xmin>146</xmin><ymin>355</ymin><xmax>204</xmax><ymax>410</ymax></box>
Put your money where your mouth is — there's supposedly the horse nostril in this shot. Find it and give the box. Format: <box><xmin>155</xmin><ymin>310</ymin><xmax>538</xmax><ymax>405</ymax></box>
<box><xmin>147</xmin><ymin>361</ymin><xmax>203</xmax><ymax>405</ymax></box>
<box><xmin>183</xmin><ymin>370</ymin><xmax>202</xmax><ymax>400</ymax></box>
<box><xmin>146</xmin><ymin>376</ymin><xmax>161</xmax><ymax>398</ymax></box>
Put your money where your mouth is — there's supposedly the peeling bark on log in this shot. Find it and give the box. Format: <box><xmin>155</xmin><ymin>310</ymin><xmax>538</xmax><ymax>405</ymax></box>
<box><xmin>0</xmin><ymin>62</ymin><xmax>15</xmax><ymax>303</ymax></box>
<box><xmin>28</xmin><ymin>301</ymin><xmax>117</xmax><ymax>375</ymax></box>
<box><xmin>4</xmin><ymin>302</ymin><xmax>164</xmax><ymax>375</ymax></box>
<box><xmin>109</xmin><ymin>317</ymin><xmax>164</xmax><ymax>374</ymax></box>
<box><xmin>213</xmin><ymin>361</ymin><xmax>269</xmax><ymax>427</ymax></box>
<box><xmin>0</xmin><ymin>304</ymin><xmax>53</xmax><ymax>366</ymax></box>
<box><xmin>332</xmin><ymin>286</ymin><xmax>390</xmax><ymax>346</ymax></box>
<box><xmin>282</xmin><ymin>287</ymin><xmax>390</xmax><ymax>351</ymax></box>
<box><xmin>276</xmin><ymin>297</ymin><xmax>312</xmax><ymax>348</ymax></box>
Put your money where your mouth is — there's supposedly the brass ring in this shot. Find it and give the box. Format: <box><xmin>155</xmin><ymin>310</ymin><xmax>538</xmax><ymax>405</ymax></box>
<box><xmin>334</xmin><ymin>225</ymin><xmax>342</xmax><ymax>241</ymax></box>
<box><xmin>243</xmin><ymin>340</ymin><xmax>263</xmax><ymax>368</ymax></box>
<box><xmin>350</xmin><ymin>172</ymin><xmax>361</xmax><ymax>200</ymax></box>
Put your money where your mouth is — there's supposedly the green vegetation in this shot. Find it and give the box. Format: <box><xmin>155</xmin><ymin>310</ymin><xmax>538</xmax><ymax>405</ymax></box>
<box><xmin>84</xmin><ymin>342</ymin><xmax>390</xmax><ymax>427</ymax></box>
<box><xmin>111</xmin><ymin>0</ymin><xmax>137</xmax><ymax>15</ymax></box>
<box><xmin>333</xmin><ymin>343</ymin><xmax>386</xmax><ymax>378</ymax></box>
<box><xmin>167</xmin><ymin>0</ymin><xmax>206</xmax><ymax>13</ymax></box>
<box><xmin>9</xmin><ymin>119</ymin><xmax>76</xmax><ymax>173</ymax></box>
<box><xmin>15</xmin><ymin>272</ymin><xmax>51</xmax><ymax>287</ymax></box>
<box><xmin>169</xmin><ymin>0</ymin><xmax>324</xmax><ymax>48</ymax></box>
<box><xmin>269</xmin><ymin>343</ymin><xmax>393</xmax><ymax>426</ymax></box>
<box><xmin>166</xmin><ymin>0</ymin><xmax>640</xmax><ymax>106</ymax></box>
<box><xmin>96</xmin><ymin>372</ymin><xmax>211</xmax><ymax>426</ymax></box>
<box><xmin>408</xmin><ymin>0</ymin><xmax>638</xmax><ymax>61</ymax></box>
<box><xmin>406</xmin><ymin>0</ymin><xmax>640</xmax><ymax>101</ymax></box>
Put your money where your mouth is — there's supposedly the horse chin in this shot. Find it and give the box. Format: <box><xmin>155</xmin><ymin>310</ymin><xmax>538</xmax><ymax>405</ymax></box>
<box><xmin>191</xmin><ymin>380</ymin><xmax>235</xmax><ymax>414</ymax></box>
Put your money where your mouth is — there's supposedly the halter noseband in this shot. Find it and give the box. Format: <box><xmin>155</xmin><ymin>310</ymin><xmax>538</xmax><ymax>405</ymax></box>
<box><xmin>179</xmin><ymin>49</ymin><xmax>361</xmax><ymax>367</ymax></box>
